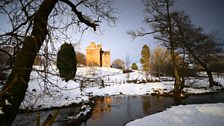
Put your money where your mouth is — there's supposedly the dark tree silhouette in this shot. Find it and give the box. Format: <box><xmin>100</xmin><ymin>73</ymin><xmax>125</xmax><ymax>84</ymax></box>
<box><xmin>128</xmin><ymin>0</ymin><xmax>182</xmax><ymax>98</ymax></box>
<box><xmin>57</xmin><ymin>43</ymin><xmax>77</xmax><ymax>82</ymax></box>
<box><xmin>172</xmin><ymin>11</ymin><xmax>223</xmax><ymax>87</ymax></box>
<box><xmin>0</xmin><ymin>0</ymin><xmax>117</xmax><ymax>125</ymax></box>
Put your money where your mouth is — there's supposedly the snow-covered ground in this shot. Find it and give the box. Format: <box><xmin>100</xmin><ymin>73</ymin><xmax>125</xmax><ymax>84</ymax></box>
<box><xmin>1</xmin><ymin>66</ymin><xmax>224</xmax><ymax>126</ymax></box>
<box><xmin>126</xmin><ymin>103</ymin><xmax>224</xmax><ymax>126</ymax></box>
<box><xmin>18</xmin><ymin>66</ymin><xmax>224</xmax><ymax>110</ymax></box>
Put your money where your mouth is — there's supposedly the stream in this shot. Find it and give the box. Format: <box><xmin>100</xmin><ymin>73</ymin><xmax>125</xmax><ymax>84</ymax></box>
<box><xmin>13</xmin><ymin>91</ymin><xmax>224</xmax><ymax>126</ymax></box>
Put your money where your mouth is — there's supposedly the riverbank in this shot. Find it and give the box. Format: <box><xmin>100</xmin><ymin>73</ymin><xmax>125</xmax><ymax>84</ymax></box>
<box><xmin>81</xmin><ymin>92</ymin><xmax>224</xmax><ymax>126</ymax></box>
<box><xmin>13</xmin><ymin>92</ymin><xmax>224</xmax><ymax>126</ymax></box>
<box><xmin>11</xmin><ymin>67</ymin><xmax>222</xmax><ymax>111</ymax></box>
<box><xmin>2</xmin><ymin>66</ymin><xmax>223</xmax><ymax>125</ymax></box>
<box><xmin>126</xmin><ymin>103</ymin><xmax>224</xmax><ymax>126</ymax></box>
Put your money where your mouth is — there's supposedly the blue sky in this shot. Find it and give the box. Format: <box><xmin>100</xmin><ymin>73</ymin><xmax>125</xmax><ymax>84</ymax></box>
<box><xmin>78</xmin><ymin>0</ymin><xmax>157</xmax><ymax>64</ymax></box>
<box><xmin>0</xmin><ymin>0</ymin><xmax>224</xmax><ymax>64</ymax></box>
<box><xmin>78</xmin><ymin>0</ymin><xmax>224</xmax><ymax>63</ymax></box>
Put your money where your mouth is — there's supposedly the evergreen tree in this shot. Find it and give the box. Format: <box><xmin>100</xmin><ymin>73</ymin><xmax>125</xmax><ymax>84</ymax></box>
<box><xmin>57</xmin><ymin>43</ymin><xmax>77</xmax><ymax>82</ymax></box>
<box><xmin>131</xmin><ymin>62</ymin><xmax>138</xmax><ymax>70</ymax></box>
<box><xmin>140</xmin><ymin>45</ymin><xmax>150</xmax><ymax>72</ymax></box>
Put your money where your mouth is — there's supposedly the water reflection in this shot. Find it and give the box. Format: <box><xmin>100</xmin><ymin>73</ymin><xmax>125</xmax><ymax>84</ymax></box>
<box><xmin>141</xmin><ymin>96</ymin><xmax>151</xmax><ymax>114</ymax></box>
<box><xmin>84</xmin><ymin>95</ymin><xmax>175</xmax><ymax>126</ymax></box>
<box><xmin>13</xmin><ymin>92</ymin><xmax>224</xmax><ymax>126</ymax></box>
<box><xmin>83</xmin><ymin>92</ymin><xmax>224</xmax><ymax>126</ymax></box>
<box><xmin>91</xmin><ymin>96</ymin><xmax>112</xmax><ymax>121</ymax></box>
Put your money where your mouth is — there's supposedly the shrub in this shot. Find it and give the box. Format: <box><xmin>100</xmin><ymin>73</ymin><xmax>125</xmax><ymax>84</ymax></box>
<box><xmin>57</xmin><ymin>43</ymin><xmax>77</xmax><ymax>82</ymax></box>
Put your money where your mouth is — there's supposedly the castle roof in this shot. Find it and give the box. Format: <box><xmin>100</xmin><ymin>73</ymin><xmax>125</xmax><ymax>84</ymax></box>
<box><xmin>102</xmin><ymin>51</ymin><xmax>110</xmax><ymax>54</ymax></box>
<box><xmin>86</xmin><ymin>42</ymin><xmax>102</xmax><ymax>49</ymax></box>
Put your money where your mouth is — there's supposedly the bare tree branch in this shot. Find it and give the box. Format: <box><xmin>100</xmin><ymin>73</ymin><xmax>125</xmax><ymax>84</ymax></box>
<box><xmin>127</xmin><ymin>30</ymin><xmax>160</xmax><ymax>39</ymax></box>
<box><xmin>60</xmin><ymin>0</ymin><xmax>99</xmax><ymax>31</ymax></box>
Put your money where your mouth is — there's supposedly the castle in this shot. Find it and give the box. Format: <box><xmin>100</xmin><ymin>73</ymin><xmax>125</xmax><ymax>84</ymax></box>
<box><xmin>85</xmin><ymin>42</ymin><xmax>110</xmax><ymax>67</ymax></box>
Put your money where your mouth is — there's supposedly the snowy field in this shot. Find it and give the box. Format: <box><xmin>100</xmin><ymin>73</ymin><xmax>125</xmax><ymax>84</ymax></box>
<box><xmin>126</xmin><ymin>103</ymin><xmax>224</xmax><ymax>126</ymax></box>
<box><xmin>1</xmin><ymin>66</ymin><xmax>224</xmax><ymax>126</ymax></box>
<box><xmin>18</xmin><ymin>66</ymin><xmax>224</xmax><ymax>110</ymax></box>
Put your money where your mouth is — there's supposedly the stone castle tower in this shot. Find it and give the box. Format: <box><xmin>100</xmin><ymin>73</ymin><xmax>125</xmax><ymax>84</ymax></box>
<box><xmin>85</xmin><ymin>42</ymin><xmax>110</xmax><ymax>67</ymax></box>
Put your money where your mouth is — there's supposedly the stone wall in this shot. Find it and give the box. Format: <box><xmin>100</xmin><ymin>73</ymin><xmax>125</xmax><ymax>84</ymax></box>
<box><xmin>102</xmin><ymin>51</ymin><xmax>110</xmax><ymax>67</ymax></box>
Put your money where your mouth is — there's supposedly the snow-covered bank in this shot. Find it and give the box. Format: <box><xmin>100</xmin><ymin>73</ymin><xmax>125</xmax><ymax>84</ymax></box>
<box><xmin>17</xmin><ymin>67</ymin><xmax>224</xmax><ymax>110</ymax></box>
<box><xmin>126</xmin><ymin>103</ymin><xmax>224</xmax><ymax>126</ymax></box>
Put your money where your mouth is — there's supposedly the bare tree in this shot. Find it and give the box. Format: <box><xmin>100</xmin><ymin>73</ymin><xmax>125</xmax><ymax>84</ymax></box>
<box><xmin>125</xmin><ymin>53</ymin><xmax>131</xmax><ymax>70</ymax></box>
<box><xmin>151</xmin><ymin>45</ymin><xmax>169</xmax><ymax>77</ymax></box>
<box><xmin>76</xmin><ymin>51</ymin><xmax>86</xmax><ymax>67</ymax></box>
<box><xmin>0</xmin><ymin>0</ymin><xmax>117</xmax><ymax>124</ymax></box>
<box><xmin>172</xmin><ymin>11</ymin><xmax>223</xmax><ymax>87</ymax></box>
<box><xmin>128</xmin><ymin>0</ymin><xmax>182</xmax><ymax>97</ymax></box>
<box><xmin>112</xmin><ymin>59</ymin><xmax>125</xmax><ymax>70</ymax></box>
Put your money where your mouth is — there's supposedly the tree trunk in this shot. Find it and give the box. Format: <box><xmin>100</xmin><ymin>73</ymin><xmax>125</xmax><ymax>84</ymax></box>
<box><xmin>166</xmin><ymin>0</ymin><xmax>182</xmax><ymax>98</ymax></box>
<box><xmin>0</xmin><ymin>0</ymin><xmax>58</xmax><ymax>125</ymax></box>
<box><xmin>170</xmin><ymin>48</ymin><xmax>182</xmax><ymax>98</ymax></box>
<box><xmin>184</xmin><ymin>45</ymin><xmax>215</xmax><ymax>88</ymax></box>
<box><xmin>204</xmin><ymin>67</ymin><xmax>214</xmax><ymax>88</ymax></box>
<box><xmin>42</xmin><ymin>109</ymin><xmax>60</xmax><ymax>126</ymax></box>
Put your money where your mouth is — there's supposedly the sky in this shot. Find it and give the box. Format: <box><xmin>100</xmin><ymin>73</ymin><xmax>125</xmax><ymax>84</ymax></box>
<box><xmin>78</xmin><ymin>0</ymin><xmax>155</xmax><ymax>64</ymax></box>
<box><xmin>0</xmin><ymin>0</ymin><xmax>224</xmax><ymax>64</ymax></box>
<box><xmin>78</xmin><ymin>0</ymin><xmax>224</xmax><ymax>63</ymax></box>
